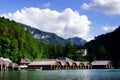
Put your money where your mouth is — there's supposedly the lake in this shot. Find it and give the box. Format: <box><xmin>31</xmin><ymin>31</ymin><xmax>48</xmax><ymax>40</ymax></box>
<box><xmin>0</xmin><ymin>69</ymin><xmax>120</xmax><ymax>80</ymax></box>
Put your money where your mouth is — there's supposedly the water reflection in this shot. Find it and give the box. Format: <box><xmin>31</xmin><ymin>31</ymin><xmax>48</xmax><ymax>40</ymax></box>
<box><xmin>0</xmin><ymin>69</ymin><xmax>120</xmax><ymax>80</ymax></box>
<box><xmin>20</xmin><ymin>71</ymin><xmax>28</xmax><ymax>80</ymax></box>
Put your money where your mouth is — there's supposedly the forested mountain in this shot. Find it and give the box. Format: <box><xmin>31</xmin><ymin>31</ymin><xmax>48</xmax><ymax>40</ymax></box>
<box><xmin>0</xmin><ymin>17</ymin><xmax>43</xmax><ymax>62</ymax></box>
<box><xmin>21</xmin><ymin>23</ymin><xmax>65</xmax><ymax>44</ymax></box>
<box><xmin>20</xmin><ymin>23</ymin><xmax>87</xmax><ymax>45</ymax></box>
<box><xmin>85</xmin><ymin>26</ymin><xmax>120</xmax><ymax>68</ymax></box>
<box><xmin>0</xmin><ymin>17</ymin><xmax>87</xmax><ymax>62</ymax></box>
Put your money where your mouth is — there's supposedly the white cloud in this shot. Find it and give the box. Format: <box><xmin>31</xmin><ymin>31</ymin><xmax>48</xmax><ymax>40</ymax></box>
<box><xmin>102</xmin><ymin>26</ymin><xmax>118</xmax><ymax>32</ymax></box>
<box><xmin>82</xmin><ymin>0</ymin><xmax>120</xmax><ymax>15</ymax></box>
<box><xmin>44</xmin><ymin>2</ymin><xmax>50</xmax><ymax>7</ymax></box>
<box><xmin>0</xmin><ymin>7</ymin><xmax>92</xmax><ymax>41</ymax></box>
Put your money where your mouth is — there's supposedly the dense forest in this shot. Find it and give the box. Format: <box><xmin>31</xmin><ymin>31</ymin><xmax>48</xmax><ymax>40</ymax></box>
<box><xmin>0</xmin><ymin>17</ymin><xmax>86</xmax><ymax>62</ymax></box>
<box><xmin>0</xmin><ymin>17</ymin><xmax>44</xmax><ymax>61</ymax></box>
<box><xmin>85</xmin><ymin>26</ymin><xmax>120</xmax><ymax>68</ymax></box>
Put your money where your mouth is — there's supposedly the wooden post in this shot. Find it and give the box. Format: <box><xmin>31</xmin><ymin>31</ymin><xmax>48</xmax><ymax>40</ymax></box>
<box><xmin>111</xmin><ymin>65</ymin><xmax>113</xmax><ymax>69</ymax></box>
<box><xmin>91</xmin><ymin>65</ymin><xmax>92</xmax><ymax>69</ymax></box>
<box><xmin>0</xmin><ymin>64</ymin><xmax>2</xmax><ymax>71</ymax></box>
<box><xmin>56</xmin><ymin>64</ymin><xmax>58</xmax><ymax>70</ymax></box>
<box><xmin>51</xmin><ymin>65</ymin><xmax>52</xmax><ymax>70</ymax></box>
<box><xmin>54</xmin><ymin>65</ymin><xmax>55</xmax><ymax>70</ymax></box>
<box><xmin>66</xmin><ymin>65</ymin><xmax>68</xmax><ymax>70</ymax></box>
<box><xmin>106</xmin><ymin>65</ymin><xmax>108</xmax><ymax>69</ymax></box>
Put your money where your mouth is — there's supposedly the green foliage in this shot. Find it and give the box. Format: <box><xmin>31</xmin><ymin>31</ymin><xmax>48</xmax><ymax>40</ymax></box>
<box><xmin>97</xmin><ymin>45</ymin><xmax>109</xmax><ymax>60</ymax></box>
<box><xmin>0</xmin><ymin>36</ymin><xmax>11</xmax><ymax>57</ymax></box>
<box><xmin>0</xmin><ymin>17</ymin><xmax>43</xmax><ymax>62</ymax></box>
<box><xmin>42</xmin><ymin>44</ymin><xmax>65</xmax><ymax>59</ymax></box>
<box><xmin>65</xmin><ymin>42</ymin><xmax>77</xmax><ymax>59</ymax></box>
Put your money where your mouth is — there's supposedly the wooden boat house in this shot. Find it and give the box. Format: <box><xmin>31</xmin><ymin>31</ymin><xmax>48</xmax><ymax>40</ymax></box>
<box><xmin>9</xmin><ymin>63</ymin><xmax>18</xmax><ymax>70</ymax></box>
<box><xmin>91</xmin><ymin>60</ymin><xmax>113</xmax><ymax>69</ymax></box>
<box><xmin>27</xmin><ymin>57</ymin><xmax>113</xmax><ymax>70</ymax></box>
<box><xmin>18</xmin><ymin>58</ymin><xmax>31</xmax><ymax>65</ymax></box>
<box><xmin>18</xmin><ymin>58</ymin><xmax>31</xmax><ymax>70</ymax></box>
<box><xmin>75</xmin><ymin>61</ymin><xmax>85</xmax><ymax>69</ymax></box>
<box><xmin>28</xmin><ymin>57</ymin><xmax>93</xmax><ymax>70</ymax></box>
<box><xmin>0</xmin><ymin>57</ymin><xmax>13</xmax><ymax>71</ymax></box>
<box><xmin>56</xmin><ymin>60</ymin><xmax>73</xmax><ymax>70</ymax></box>
<box><xmin>82</xmin><ymin>61</ymin><xmax>92</xmax><ymax>69</ymax></box>
<box><xmin>28</xmin><ymin>59</ymin><xmax>58</xmax><ymax>70</ymax></box>
<box><xmin>72</xmin><ymin>62</ymin><xmax>77</xmax><ymax>69</ymax></box>
<box><xmin>75</xmin><ymin>61</ymin><xmax>92</xmax><ymax>69</ymax></box>
<box><xmin>56</xmin><ymin>57</ymin><xmax>76</xmax><ymax>70</ymax></box>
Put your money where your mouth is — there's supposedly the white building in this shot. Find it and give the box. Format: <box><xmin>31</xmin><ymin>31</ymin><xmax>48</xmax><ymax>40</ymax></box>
<box><xmin>76</xmin><ymin>49</ymin><xmax>88</xmax><ymax>56</ymax></box>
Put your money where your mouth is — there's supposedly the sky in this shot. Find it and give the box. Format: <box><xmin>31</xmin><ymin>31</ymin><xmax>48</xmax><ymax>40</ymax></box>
<box><xmin>0</xmin><ymin>0</ymin><xmax>120</xmax><ymax>41</ymax></box>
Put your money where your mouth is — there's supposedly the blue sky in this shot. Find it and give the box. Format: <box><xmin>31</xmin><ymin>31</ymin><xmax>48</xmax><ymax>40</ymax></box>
<box><xmin>0</xmin><ymin>0</ymin><xmax>120</xmax><ymax>41</ymax></box>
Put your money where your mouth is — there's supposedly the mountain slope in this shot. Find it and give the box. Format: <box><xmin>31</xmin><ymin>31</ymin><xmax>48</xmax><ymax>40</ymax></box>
<box><xmin>23</xmin><ymin>24</ymin><xmax>65</xmax><ymax>44</ymax></box>
<box><xmin>21</xmin><ymin>23</ymin><xmax>87</xmax><ymax>45</ymax></box>
<box><xmin>66</xmin><ymin>37</ymin><xmax>87</xmax><ymax>46</ymax></box>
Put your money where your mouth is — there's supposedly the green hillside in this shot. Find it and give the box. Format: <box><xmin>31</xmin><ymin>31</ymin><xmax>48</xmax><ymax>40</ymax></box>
<box><xmin>85</xmin><ymin>26</ymin><xmax>120</xmax><ymax>68</ymax></box>
<box><xmin>0</xmin><ymin>17</ymin><xmax>43</xmax><ymax>62</ymax></box>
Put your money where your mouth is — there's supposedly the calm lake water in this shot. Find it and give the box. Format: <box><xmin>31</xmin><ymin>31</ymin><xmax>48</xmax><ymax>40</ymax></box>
<box><xmin>0</xmin><ymin>69</ymin><xmax>120</xmax><ymax>80</ymax></box>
